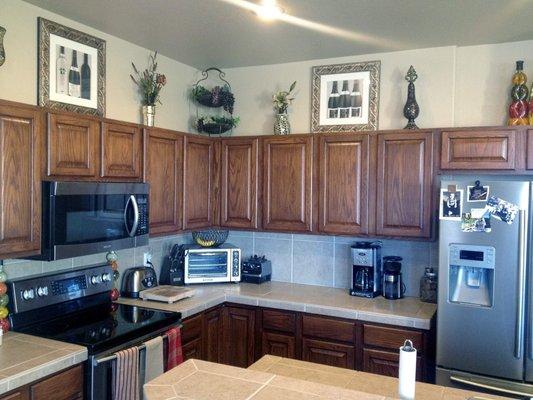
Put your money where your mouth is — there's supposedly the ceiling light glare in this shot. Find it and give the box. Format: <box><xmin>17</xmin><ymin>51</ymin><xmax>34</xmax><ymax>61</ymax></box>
<box><xmin>256</xmin><ymin>0</ymin><xmax>283</xmax><ymax>21</ymax></box>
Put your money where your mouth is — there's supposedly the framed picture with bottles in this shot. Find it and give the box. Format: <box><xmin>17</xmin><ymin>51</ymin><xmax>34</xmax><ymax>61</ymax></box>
<box><xmin>311</xmin><ymin>60</ymin><xmax>380</xmax><ymax>132</ymax></box>
<box><xmin>38</xmin><ymin>17</ymin><xmax>105</xmax><ymax>116</ymax></box>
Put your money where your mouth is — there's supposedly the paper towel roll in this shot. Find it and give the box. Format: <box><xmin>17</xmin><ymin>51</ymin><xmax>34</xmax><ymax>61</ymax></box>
<box><xmin>398</xmin><ymin>339</ymin><xmax>417</xmax><ymax>400</ymax></box>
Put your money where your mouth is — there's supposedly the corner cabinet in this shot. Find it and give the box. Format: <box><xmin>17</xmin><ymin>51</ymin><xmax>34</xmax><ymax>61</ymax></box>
<box><xmin>0</xmin><ymin>102</ymin><xmax>42</xmax><ymax>258</ymax></box>
<box><xmin>101</xmin><ymin>120</ymin><xmax>143</xmax><ymax>180</ymax></box>
<box><xmin>262</xmin><ymin>136</ymin><xmax>314</xmax><ymax>232</ymax></box>
<box><xmin>375</xmin><ymin>131</ymin><xmax>434</xmax><ymax>238</ymax></box>
<box><xmin>183</xmin><ymin>135</ymin><xmax>216</xmax><ymax>230</ymax></box>
<box><xmin>220</xmin><ymin>138</ymin><xmax>260</xmax><ymax>229</ymax></box>
<box><xmin>144</xmin><ymin>128</ymin><xmax>183</xmax><ymax>235</ymax></box>
<box><xmin>222</xmin><ymin>306</ymin><xmax>256</xmax><ymax>368</ymax></box>
<box><xmin>318</xmin><ymin>133</ymin><xmax>370</xmax><ymax>235</ymax></box>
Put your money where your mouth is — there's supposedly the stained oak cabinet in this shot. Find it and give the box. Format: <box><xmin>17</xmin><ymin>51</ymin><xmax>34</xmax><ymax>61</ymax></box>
<box><xmin>262</xmin><ymin>136</ymin><xmax>314</xmax><ymax>232</ymax></box>
<box><xmin>0</xmin><ymin>102</ymin><xmax>41</xmax><ymax>258</ymax></box>
<box><xmin>220</xmin><ymin>138</ymin><xmax>259</xmax><ymax>229</ymax></box>
<box><xmin>222</xmin><ymin>306</ymin><xmax>256</xmax><ymax>368</ymax></box>
<box><xmin>46</xmin><ymin>112</ymin><xmax>100</xmax><ymax>178</ymax></box>
<box><xmin>318</xmin><ymin>133</ymin><xmax>370</xmax><ymax>235</ymax></box>
<box><xmin>302</xmin><ymin>338</ymin><xmax>355</xmax><ymax>369</ymax></box>
<box><xmin>101</xmin><ymin>120</ymin><xmax>143</xmax><ymax>180</ymax></box>
<box><xmin>183</xmin><ymin>135</ymin><xmax>215</xmax><ymax>230</ymax></box>
<box><xmin>203</xmin><ymin>307</ymin><xmax>223</xmax><ymax>363</ymax></box>
<box><xmin>375</xmin><ymin>131</ymin><xmax>433</xmax><ymax>238</ymax></box>
<box><xmin>144</xmin><ymin>128</ymin><xmax>183</xmax><ymax>235</ymax></box>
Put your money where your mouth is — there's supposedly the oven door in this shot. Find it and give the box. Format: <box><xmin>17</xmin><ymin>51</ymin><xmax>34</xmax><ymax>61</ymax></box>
<box><xmin>184</xmin><ymin>250</ymin><xmax>231</xmax><ymax>283</ymax></box>
<box><xmin>43</xmin><ymin>181</ymin><xmax>149</xmax><ymax>260</ymax></box>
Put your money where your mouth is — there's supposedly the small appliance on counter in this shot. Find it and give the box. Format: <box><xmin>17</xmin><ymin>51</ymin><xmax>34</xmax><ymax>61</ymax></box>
<box><xmin>419</xmin><ymin>267</ymin><xmax>437</xmax><ymax>303</ymax></box>
<box><xmin>350</xmin><ymin>241</ymin><xmax>382</xmax><ymax>298</ymax></box>
<box><xmin>241</xmin><ymin>255</ymin><xmax>272</xmax><ymax>284</ymax></box>
<box><xmin>121</xmin><ymin>266</ymin><xmax>157</xmax><ymax>298</ymax></box>
<box><xmin>140</xmin><ymin>285</ymin><xmax>196</xmax><ymax>303</ymax></box>
<box><xmin>160</xmin><ymin>243</ymin><xmax>241</xmax><ymax>285</ymax></box>
<box><xmin>382</xmin><ymin>256</ymin><xmax>406</xmax><ymax>300</ymax></box>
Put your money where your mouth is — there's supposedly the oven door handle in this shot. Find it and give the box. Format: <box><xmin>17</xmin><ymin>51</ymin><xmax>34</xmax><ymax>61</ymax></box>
<box><xmin>123</xmin><ymin>195</ymin><xmax>139</xmax><ymax>237</ymax></box>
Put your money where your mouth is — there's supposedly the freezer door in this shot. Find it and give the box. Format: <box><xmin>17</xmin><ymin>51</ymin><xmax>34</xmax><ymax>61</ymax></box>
<box><xmin>437</xmin><ymin>180</ymin><xmax>530</xmax><ymax>381</ymax></box>
<box><xmin>525</xmin><ymin>183</ymin><xmax>533</xmax><ymax>382</ymax></box>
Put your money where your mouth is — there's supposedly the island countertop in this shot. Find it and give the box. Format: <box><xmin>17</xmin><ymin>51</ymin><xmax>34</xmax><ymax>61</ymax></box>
<box><xmin>144</xmin><ymin>356</ymin><xmax>510</xmax><ymax>400</ymax></box>
<box><xmin>118</xmin><ymin>281</ymin><xmax>436</xmax><ymax>329</ymax></box>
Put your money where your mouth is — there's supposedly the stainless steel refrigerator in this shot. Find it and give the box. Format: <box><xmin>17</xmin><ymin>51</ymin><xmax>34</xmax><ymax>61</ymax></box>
<box><xmin>437</xmin><ymin>178</ymin><xmax>533</xmax><ymax>398</ymax></box>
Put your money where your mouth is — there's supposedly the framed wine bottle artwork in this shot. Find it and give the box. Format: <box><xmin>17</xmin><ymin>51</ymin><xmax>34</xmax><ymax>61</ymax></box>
<box><xmin>311</xmin><ymin>60</ymin><xmax>380</xmax><ymax>132</ymax></box>
<box><xmin>38</xmin><ymin>17</ymin><xmax>106</xmax><ymax>116</ymax></box>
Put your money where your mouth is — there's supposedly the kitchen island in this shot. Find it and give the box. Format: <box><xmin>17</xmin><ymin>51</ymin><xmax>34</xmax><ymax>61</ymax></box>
<box><xmin>144</xmin><ymin>355</ymin><xmax>510</xmax><ymax>400</ymax></box>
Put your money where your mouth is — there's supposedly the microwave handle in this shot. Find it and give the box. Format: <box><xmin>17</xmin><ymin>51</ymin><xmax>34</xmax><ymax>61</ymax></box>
<box><xmin>124</xmin><ymin>195</ymin><xmax>139</xmax><ymax>237</ymax></box>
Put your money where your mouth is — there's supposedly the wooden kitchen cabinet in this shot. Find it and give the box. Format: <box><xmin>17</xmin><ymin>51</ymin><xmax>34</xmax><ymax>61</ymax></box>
<box><xmin>203</xmin><ymin>307</ymin><xmax>224</xmax><ymax>363</ymax></box>
<box><xmin>183</xmin><ymin>135</ymin><xmax>216</xmax><ymax>230</ymax></box>
<box><xmin>262</xmin><ymin>331</ymin><xmax>296</xmax><ymax>358</ymax></box>
<box><xmin>181</xmin><ymin>313</ymin><xmax>204</xmax><ymax>361</ymax></box>
<box><xmin>262</xmin><ymin>135</ymin><xmax>314</xmax><ymax>232</ymax></box>
<box><xmin>318</xmin><ymin>133</ymin><xmax>370</xmax><ymax>235</ymax></box>
<box><xmin>0</xmin><ymin>390</ymin><xmax>29</xmax><ymax>400</ymax></box>
<box><xmin>101</xmin><ymin>120</ymin><xmax>143</xmax><ymax>179</ymax></box>
<box><xmin>144</xmin><ymin>128</ymin><xmax>183</xmax><ymax>235</ymax></box>
<box><xmin>182</xmin><ymin>338</ymin><xmax>203</xmax><ymax>361</ymax></box>
<box><xmin>0</xmin><ymin>101</ymin><xmax>42</xmax><ymax>259</ymax></box>
<box><xmin>441</xmin><ymin>128</ymin><xmax>517</xmax><ymax>170</ymax></box>
<box><xmin>375</xmin><ymin>131</ymin><xmax>433</xmax><ymax>238</ymax></box>
<box><xmin>302</xmin><ymin>338</ymin><xmax>355</xmax><ymax>369</ymax></box>
<box><xmin>526</xmin><ymin>129</ymin><xmax>533</xmax><ymax>170</ymax></box>
<box><xmin>46</xmin><ymin>112</ymin><xmax>100</xmax><ymax>178</ymax></box>
<box><xmin>220</xmin><ymin>138</ymin><xmax>260</xmax><ymax>229</ymax></box>
<box><xmin>222</xmin><ymin>306</ymin><xmax>256</xmax><ymax>368</ymax></box>
<box><xmin>363</xmin><ymin>348</ymin><xmax>422</xmax><ymax>380</ymax></box>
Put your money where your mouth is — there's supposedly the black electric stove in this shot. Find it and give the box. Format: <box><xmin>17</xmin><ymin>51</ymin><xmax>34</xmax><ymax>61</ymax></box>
<box><xmin>7</xmin><ymin>264</ymin><xmax>181</xmax><ymax>399</ymax></box>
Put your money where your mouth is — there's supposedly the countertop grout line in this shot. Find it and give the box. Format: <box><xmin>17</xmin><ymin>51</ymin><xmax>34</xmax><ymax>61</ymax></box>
<box><xmin>244</xmin><ymin>375</ymin><xmax>276</xmax><ymax>400</ymax></box>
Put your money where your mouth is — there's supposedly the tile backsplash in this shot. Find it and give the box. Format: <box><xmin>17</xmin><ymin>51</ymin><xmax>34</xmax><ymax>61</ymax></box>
<box><xmin>3</xmin><ymin>231</ymin><xmax>438</xmax><ymax>298</ymax></box>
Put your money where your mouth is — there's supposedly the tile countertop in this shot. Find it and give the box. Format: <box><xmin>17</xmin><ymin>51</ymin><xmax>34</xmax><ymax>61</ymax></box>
<box><xmin>117</xmin><ymin>281</ymin><xmax>437</xmax><ymax>329</ymax></box>
<box><xmin>144</xmin><ymin>356</ymin><xmax>510</xmax><ymax>400</ymax></box>
<box><xmin>0</xmin><ymin>332</ymin><xmax>87</xmax><ymax>395</ymax></box>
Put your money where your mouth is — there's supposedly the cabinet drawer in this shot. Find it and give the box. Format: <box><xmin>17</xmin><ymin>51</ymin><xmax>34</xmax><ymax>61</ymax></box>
<box><xmin>30</xmin><ymin>364</ymin><xmax>83</xmax><ymax>400</ymax></box>
<box><xmin>181</xmin><ymin>314</ymin><xmax>203</xmax><ymax>343</ymax></box>
<box><xmin>363</xmin><ymin>324</ymin><xmax>423</xmax><ymax>352</ymax></box>
<box><xmin>262</xmin><ymin>331</ymin><xmax>296</xmax><ymax>359</ymax></box>
<box><xmin>182</xmin><ymin>337</ymin><xmax>203</xmax><ymax>361</ymax></box>
<box><xmin>302</xmin><ymin>314</ymin><xmax>355</xmax><ymax>344</ymax></box>
<box><xmin>262</xmin><ymin>309</ymin><xmax>296</xmax><ymax>333</ymax></box>
<box><xmin>441</xmin><ymin>130</ymin><xmax>517</xmax><ymax>170</ymax></box>
<box><xmin>302</xmin><ymin>338</ymin><xmax>355</xmax><ymax>369</ymax></box>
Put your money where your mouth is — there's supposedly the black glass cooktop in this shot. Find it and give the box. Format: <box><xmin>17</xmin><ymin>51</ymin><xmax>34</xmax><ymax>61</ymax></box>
<box><xmin>17</xmin><ymin>302</ymin><xmax>181</xmax><ymax>354</ymax></box>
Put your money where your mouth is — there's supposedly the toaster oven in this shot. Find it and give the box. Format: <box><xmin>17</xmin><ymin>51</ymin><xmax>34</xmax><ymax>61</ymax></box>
<box><xmin>162</xmin><ymin>244</ymin><xmax>241</xmax><ymax>284</ymax></box>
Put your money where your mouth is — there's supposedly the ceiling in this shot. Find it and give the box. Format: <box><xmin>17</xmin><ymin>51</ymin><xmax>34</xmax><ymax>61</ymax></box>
<box><xmin>25</xmin><ymin>0</ymin><xmax>533</xmax><ymax>68</ymax></box>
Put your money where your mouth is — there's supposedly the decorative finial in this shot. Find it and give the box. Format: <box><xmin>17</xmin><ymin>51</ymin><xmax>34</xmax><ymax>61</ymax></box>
<box><xmin>405</xmin><ymin>65</ymin><xmax>418</xmax><ymax>83</ymax></box>
<box><xmin>0</xmin><ymin>26</ymin><xmax>5</xmax><ymax>67</ymax></box>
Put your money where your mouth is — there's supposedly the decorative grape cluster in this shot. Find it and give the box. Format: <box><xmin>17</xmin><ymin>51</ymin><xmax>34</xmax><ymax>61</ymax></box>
<box><xmin>106</xmin><ymin>251</ymin><xmax>120</xmax><ymax>302</ymax></box>
<box><xmin>0</xmin><ymin>264</ymin><xmax>10</xmax><ymax>333</ymax></box>
<box><xmin>508</xmin><ymin>60</ymin><xmax>530</xmax><ymax>126</ymax></box>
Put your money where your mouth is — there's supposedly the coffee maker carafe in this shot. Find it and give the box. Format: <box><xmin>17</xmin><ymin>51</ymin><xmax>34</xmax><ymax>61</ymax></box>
<box><xmin>350</xmin><ymin>242</ymin><xmax>382</xmax><ymax>298</ymax></box>
<box><xmin>382</xmin><ymin>256</ymin><xmax>406</xmax><ymax>300</ymax></box>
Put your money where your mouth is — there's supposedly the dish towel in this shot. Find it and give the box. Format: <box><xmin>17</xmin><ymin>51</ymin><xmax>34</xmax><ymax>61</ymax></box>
<box><xmin>112</xmin><ymin>346</ymin><xmax>140</xmax><ymax>400</ymax></box>
<box><xmin>143</xmin><ymin>336</ymin><xmax>164</xmax><ymax>383</ymax></box>
<box><xmin>165</xmin><ymin>326</ymin><xmax>183</xmax><ymax>371</ymax></box>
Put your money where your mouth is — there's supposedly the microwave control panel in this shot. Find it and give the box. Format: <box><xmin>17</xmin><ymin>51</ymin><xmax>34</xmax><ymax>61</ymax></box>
<box><xmin>137</xmin><ymin>197</ymin><xmax>149</xmax><ymax>235</ymax></box>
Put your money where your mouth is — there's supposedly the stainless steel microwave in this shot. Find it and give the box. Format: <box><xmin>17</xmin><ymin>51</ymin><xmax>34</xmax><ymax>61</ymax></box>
<box><xmin>37</xmin><ymin>181</ymin><xmax>149</xmax><ymax>261</ymax></box>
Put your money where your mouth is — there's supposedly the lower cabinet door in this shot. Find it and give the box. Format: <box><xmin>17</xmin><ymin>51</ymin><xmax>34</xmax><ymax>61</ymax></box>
<box><xmin>203</xmin><ymin>307</ymin><xmax>223</xmax><ymax>363</ymax></box>
<box><xmin>363</xmin><ymin>348</ymin><xmax>422</xmax><ymax>380</ymax></box>
<box><xmin>261</xmin><ymin>331</ymin><xmax>295</xmax><ymax>359</ymax></box>
<box><xmin>30</xmin><ymin>364</ymin><xmax>83</xmax><ymax>400</ymax></box>
<box><xmin>223</xmin><ymin>306</ymin><xmax>256</xmax><ymax>368</ymax></box>
<box><xmin>0</xmin><ymin>390</ymin><xmax>29</xmax><ymax>400</ymax></box>
<box><xmin>182</xmin><ymin>337</ymin><xmax>203</xmax><ymax>361</ymax></box>
<box><xmin>302</xmin><ymin>338</ymin><xmax>355</xmax><ymax>369</ymax></box>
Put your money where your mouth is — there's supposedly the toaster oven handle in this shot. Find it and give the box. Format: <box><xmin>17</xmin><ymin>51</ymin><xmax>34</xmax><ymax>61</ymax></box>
<box><xmin>124</xmin><ymin>195</ymin><xmax>139</xmax><ymax>237</ymax></box>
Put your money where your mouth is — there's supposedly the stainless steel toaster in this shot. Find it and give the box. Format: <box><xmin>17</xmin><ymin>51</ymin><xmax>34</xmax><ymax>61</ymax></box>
<box><xmin>121</xmin><ymin>266</ymin><xmax>157</xmax><ymax>298</ymax></box>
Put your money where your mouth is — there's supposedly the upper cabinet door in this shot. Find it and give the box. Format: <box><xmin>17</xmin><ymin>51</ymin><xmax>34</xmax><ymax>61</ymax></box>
<box><xmin>441</xmin><ymin>129</ymin><xmax>517</xmax><ymax>170</ymax></box>
<box><xmin>262</xmin><ymin>136</ymin><xmax>314</xmax><ymax>232</ymax></box>
<box><xmin>0</xmin><ymin>102</ymin><xmax>42</xmax><ymax>258</ymax></box>
<box><xmin>101</xmin><ymin>121</ymin><xmax>142</xmax><ymax>179</ymax></box>
<box><xmin>145</xmin><ymin>128</ymin><xmax>183</xmax><ymax>235</ymax></box>
<box><xmin>376</xmin><ymin>131</ymin><xmax>433</xmax><ymax>238</ymax></box>
<box><xmin>47</xmin><ymin>112</ymin><xmax>100</xmax><ymax>178</ymax></box>
<box><xmin>183</xmin><ymin>135</ymin><xmax>215</xmax><ymax>230</ymax></box>
<box><xmin>220</xmin><ymin>138</ymin><xmax>259</xmax><ymax>229</ymax></box>
<box><xmin>318</xmin><ymin>133</ymin><xmax>369</xmax><ymax>235</ymax></box>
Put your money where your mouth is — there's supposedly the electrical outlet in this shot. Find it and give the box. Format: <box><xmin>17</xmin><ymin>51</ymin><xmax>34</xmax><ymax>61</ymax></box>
<box><xmin>143</xmin><ymin>251</ymin><xmax>152</xmax><ymax>267</ymax></box>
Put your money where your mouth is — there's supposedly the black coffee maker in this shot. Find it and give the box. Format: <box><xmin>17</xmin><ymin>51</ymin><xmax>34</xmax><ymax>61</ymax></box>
<box><xmin>350</xmin><ymin>242</ymin><xmax>382</xmax><ymax>298</ymax></box>
<box><xmin>382</xmin><ymin>256</ymin><xmax>406</xmax><ymax>300</ymax></box>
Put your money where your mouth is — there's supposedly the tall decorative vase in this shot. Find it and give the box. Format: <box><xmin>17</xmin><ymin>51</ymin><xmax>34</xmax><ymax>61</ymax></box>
<box><xmin>274</xmin><ymin>113</ymin><xmax>291</xmax><ymax>135</ymax></box>
<box><xmin>142</xmin><ymin>105</ymin><xmax>156</xmax><ymax>127</ymax></box>
<box><xmin>0</xmin><ymin>26</ymin><xmax>6</xmax><ymax>67</ymax></box>
<box><xmin>508</xmin><ymin>60</ymin><xmax>529</xmax><ymax>126</ymax></box>
<box><xmin>403</xmin><ymin>66</ymin><xmax>419</xmax><ymax>129</ymax></box>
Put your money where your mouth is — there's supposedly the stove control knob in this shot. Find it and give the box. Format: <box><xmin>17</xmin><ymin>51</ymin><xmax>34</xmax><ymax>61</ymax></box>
<box><xmin>101</xmin><ymin>273</ymin><xmax>111</xmax><ymax>283</ymax></box>
<box><xmin>91</xmin><ymin>275</ymin><xmax>102</xmax><ymax>285</ymax></box>
<box><xmin>37</xmin><ymin>286</ymin><xmax>49</xmax><ymax>297</ymax></box>
<box><xmin>22</xmin><ymin>288</ymin><xmax>35</xmax><ymax>300</ymax></box>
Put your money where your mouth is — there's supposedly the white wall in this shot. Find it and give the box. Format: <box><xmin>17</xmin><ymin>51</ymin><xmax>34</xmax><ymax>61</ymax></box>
<box><xmin>0</xmin><ymin>0</ymin><xmax>198</xmax><ymax>131</ymax></box>
<box><xmin>225</xmin><ymin>41</ymin><xmax>533</xmax><ymax>135</ymax></box>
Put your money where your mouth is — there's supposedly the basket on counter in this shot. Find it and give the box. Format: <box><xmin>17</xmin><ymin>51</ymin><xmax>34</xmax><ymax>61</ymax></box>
<box><xmin>192</xmin><ymin>229</ymin><xmax>229</xmax><ymax>247</ymax></box>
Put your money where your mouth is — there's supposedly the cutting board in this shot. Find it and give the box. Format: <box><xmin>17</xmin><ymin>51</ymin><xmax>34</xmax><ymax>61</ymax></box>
<box><xmin>139</xmin><ymin>285</ymin><xmax>196</xmax><ymax>303</ymax></box>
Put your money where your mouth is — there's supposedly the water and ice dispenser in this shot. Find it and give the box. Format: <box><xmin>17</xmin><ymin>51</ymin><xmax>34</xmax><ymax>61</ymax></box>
<box><xmin>448</xmin><ymin>244</ymin><xmax>495</xmax><ymax>307</ymax></box>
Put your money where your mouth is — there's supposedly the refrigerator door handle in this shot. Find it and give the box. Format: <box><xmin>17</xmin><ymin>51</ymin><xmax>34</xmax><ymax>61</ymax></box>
<box><xmin>450</xmin><ymin>375</ymin><xmax>533</xmax><ymax>397</ymax></box>
<box><xmin>515</xmin><ymin>209</ymin><xmax>527</xmax><ymax>359</ymax></box>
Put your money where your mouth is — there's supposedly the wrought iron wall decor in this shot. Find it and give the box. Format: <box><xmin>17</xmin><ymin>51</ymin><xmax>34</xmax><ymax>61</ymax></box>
<box><xmin>38</xmin><ymin>17</ymin><xmax>106</xmax><ymax>116</ymax></box>
<box><xmin>0</xmin><ymin>26</ymin><xmax>6</xmax><ymax>67</ymax></box>
<box><xmin>403</xmin><ymin>65</ymin><xmax>420</xmax><ymax>129</ymax></box>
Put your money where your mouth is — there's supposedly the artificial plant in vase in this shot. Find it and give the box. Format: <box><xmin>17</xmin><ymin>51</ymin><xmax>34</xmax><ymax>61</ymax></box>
<box><xmin>272</xmin><ymin>81</ymin><xmax>296</xmax><ymax>135</ymax></box>
<box><xmin>130</xmin><ymin>52</ymin><xmax>167</xmax><ymax>126</ymax></box>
